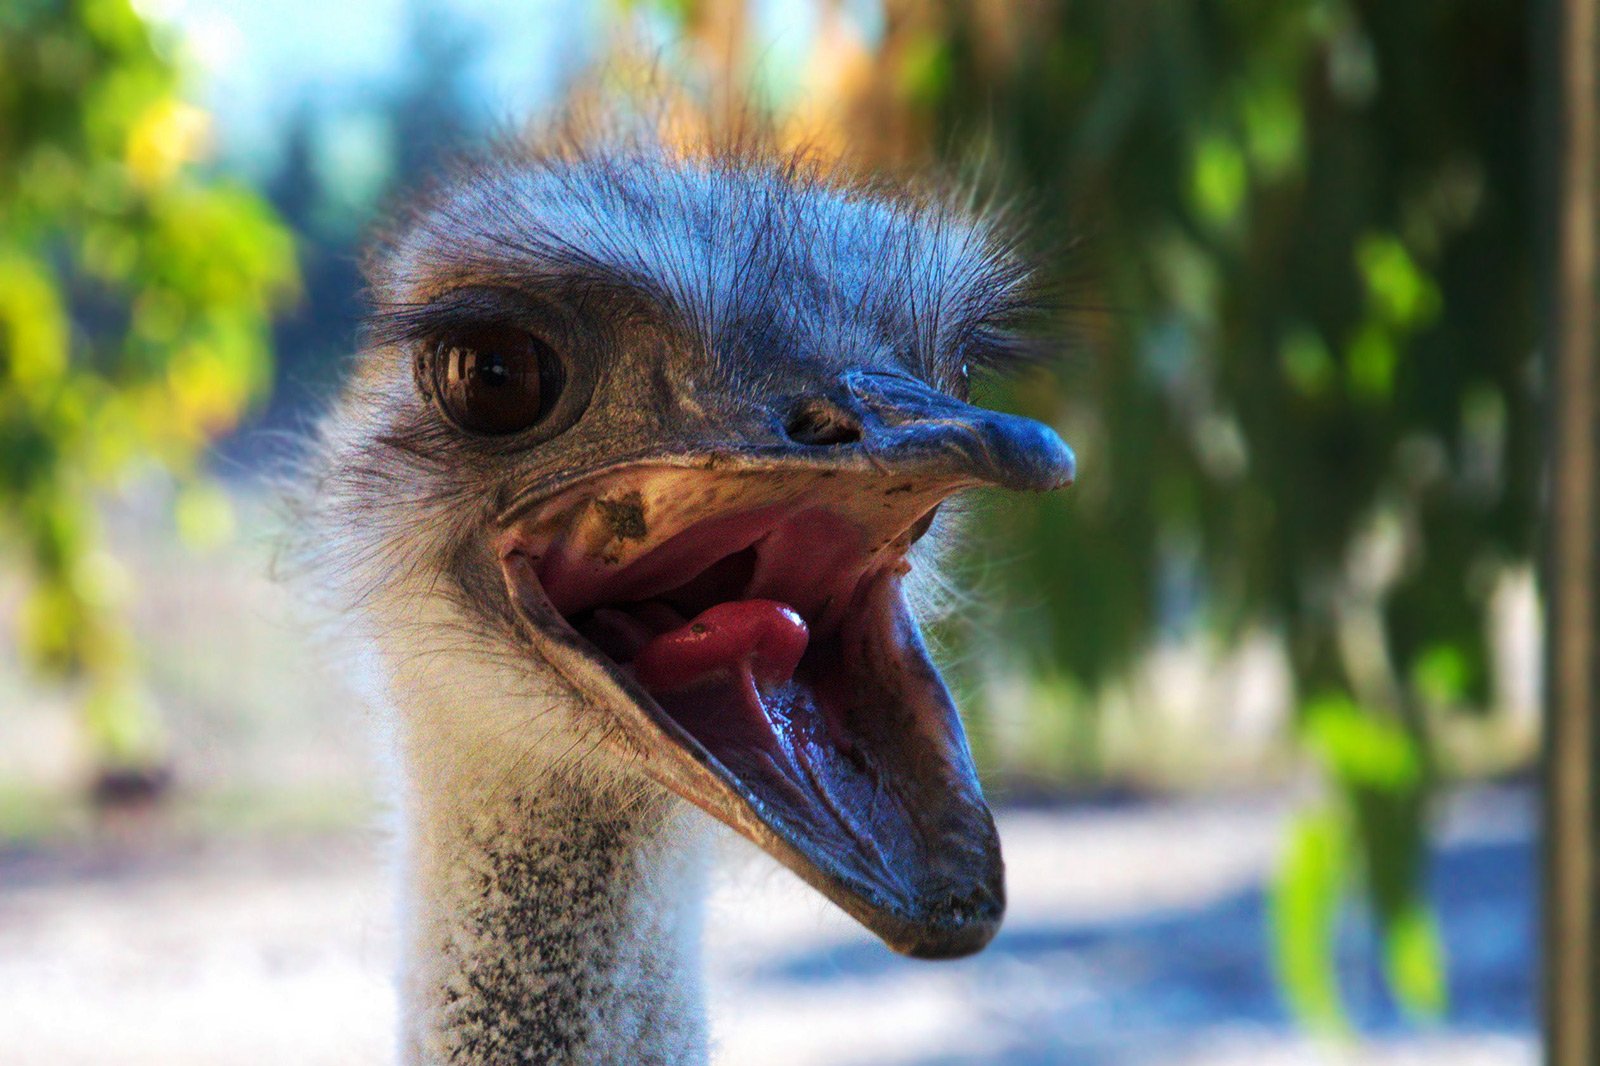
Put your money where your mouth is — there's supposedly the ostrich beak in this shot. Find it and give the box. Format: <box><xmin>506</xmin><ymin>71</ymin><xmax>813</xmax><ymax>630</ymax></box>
<box><xmin>499</xmin><ymin>374</ymin><xmax>1073</xmax><ymax>959</ymax></box>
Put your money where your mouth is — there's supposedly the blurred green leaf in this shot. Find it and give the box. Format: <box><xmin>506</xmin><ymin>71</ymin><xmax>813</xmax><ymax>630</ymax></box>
<box><xmin>1303</xmin><ymin>693</ymin><xmax>1421</xmax><ymax>793</ymax></box>
<box><xmin>1279</xmin><ymin>325</ymin><xmax>1335</xmax><ymax>398</ymax></box>
<box><xmin>1271</xmin><ymin>806</ymin><xmax>1350</xmax><ymax>1035</ymax></box>
<box><xmin>1411</xmin><ymin>643</ymin><xmax>1471</xmax><ymax>707</ymax></box>
<box><xmin>1345</xmin><ymin>320</ymin><xmax>1398</xmax><ymax>403</ymax></box>
<box><xmin>1358</xmin><ymin>234</ymin><xmax>1441</xmax><ymax>328</ymax></box>
<box><xmin>1190</xmin><ymin>134</ymin><xmax>1247</xmax><ymax>227</ymax></box>
<box><xmin>1292</xmin><ymin>692</ymin><xmax>1447</xmax><ymax>1022</ymax></box>
<box><xmin>1240</xmin><ymin>81</ymin><xmax>1302</xmax><ymax>179</ymax></box>
<box><xmin>898</xmin><ymin>33</ymin><xmax>952</xmax><ymax>106</ymax></box>
<box><xmin>1385</xmin><ymin>898</ymin><xmax>1448</xmax><ymax>1018</ymax></box>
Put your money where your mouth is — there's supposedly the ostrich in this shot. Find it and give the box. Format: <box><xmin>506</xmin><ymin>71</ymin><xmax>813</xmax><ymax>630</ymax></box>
<box><xmin>300</xmin><ymin>135</ymin><xmax>1074</xmax><ymax>1064</ymax></box>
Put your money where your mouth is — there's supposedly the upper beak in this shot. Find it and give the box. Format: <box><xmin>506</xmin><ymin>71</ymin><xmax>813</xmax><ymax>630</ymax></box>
<box><xmin>830</xmin><ymin>370</ymin><xmax>1075</xmax><ymax>493</ymax></box>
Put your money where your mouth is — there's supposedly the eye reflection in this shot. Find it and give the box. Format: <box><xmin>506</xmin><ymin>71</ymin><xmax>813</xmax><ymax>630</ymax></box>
<box><xmin>434</xmin><ymin>326</ymin><xmax>563</xmax><ymax>435</ymax></box>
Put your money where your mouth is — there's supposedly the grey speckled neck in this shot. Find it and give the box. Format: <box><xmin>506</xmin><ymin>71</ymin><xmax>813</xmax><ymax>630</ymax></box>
<box><xmin>403</xmin><ymin>779</ymin><xmax>709</xmax><ymax>1065</ymax></box>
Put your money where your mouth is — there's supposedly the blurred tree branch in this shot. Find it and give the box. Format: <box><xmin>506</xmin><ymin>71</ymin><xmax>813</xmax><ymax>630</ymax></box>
<box><xmin>0</xmin><ymin>0</ymin><xmax>296</xmax><ymax>796</ymax></box>
<box><xmin>1541</xmin><ymin>0</ymin><xmax>1597</xmax><ymax>1058</ymax></box>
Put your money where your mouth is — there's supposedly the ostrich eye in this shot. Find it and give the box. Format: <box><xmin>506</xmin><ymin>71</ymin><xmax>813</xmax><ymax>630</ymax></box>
<box><xmin>432</xmin><ymin>326</ymin><xmax>564</xmax><ymax>435</ymax></box>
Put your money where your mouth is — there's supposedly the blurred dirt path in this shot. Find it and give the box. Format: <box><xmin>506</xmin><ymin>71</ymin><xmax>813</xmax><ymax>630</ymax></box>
<box><xmin>0</xmin><ymin>790</ymin><xmax>1534</xmax><ymax>1065</ymax></box>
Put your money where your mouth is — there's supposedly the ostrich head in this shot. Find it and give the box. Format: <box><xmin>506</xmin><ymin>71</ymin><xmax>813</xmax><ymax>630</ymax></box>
<box><xmin>312</xmin><ymin>138</ymin><xmax>1074</xmax><ymax>965</ymax></box>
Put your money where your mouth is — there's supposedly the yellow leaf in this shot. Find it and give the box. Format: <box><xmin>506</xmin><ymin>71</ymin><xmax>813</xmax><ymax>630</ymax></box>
<box><xmin>0</xmin><ymin>253</ymin><xmax>69</xmax><ymax>388</ymax></box>
<box><xmin>125</xmin><ymin>97</ymin><xmax>211</xmax><ymax>188</ymax></box>
<box><xmin>175</xmin><ymin>481</ymin><xmax>237</xmax><ymax>549</ymax></box>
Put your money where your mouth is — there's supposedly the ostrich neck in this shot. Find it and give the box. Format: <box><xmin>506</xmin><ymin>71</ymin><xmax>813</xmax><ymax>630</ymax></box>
<box><xmin>397</xmin><ymin>730</ymin><xmax>710</xmax><ymax>1065</ymax></box>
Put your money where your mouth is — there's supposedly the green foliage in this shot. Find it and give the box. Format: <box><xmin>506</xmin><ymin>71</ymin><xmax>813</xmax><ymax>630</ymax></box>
<box><xmin>927</xmin><ymin>0</ymin><xmax>1531</xmax><ymax>694</ymax></box>
<box><xmin>1277</xmin><ymin>695</ymin><xmax>1445</xmax><ymax>1024</ymax></box>
<box><xmin>0</xmin><ymin>0</ymin><xmax>296</xmax><ymax>770</ymax></box>
<box><xmin>917</xmin><ymin>0</ymin><xmax>1529</xmax><ymax>1029</ymax></box>
<box><xmin>1272</xmin><ymin>805</ymin><xmax>1350</xmax><ymax>1033</ymax></box>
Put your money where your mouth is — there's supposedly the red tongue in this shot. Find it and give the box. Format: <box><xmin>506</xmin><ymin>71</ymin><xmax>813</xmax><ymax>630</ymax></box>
<box><xmin>633</xmin><ymin>599</ymin><xmax>809</xmax><ymax>692</ymax></box>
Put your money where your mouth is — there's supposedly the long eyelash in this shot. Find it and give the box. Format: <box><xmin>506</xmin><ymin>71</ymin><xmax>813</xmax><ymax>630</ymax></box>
<box><xmin>363</xmin><ymin>289</ymin><xmax>528</xmax><ymax>350</ymax></box>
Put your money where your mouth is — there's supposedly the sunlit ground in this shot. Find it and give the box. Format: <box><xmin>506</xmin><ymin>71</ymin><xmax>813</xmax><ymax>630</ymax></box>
<box><xmin>0</xmin><ymin>491</ymin><xmax>1535</xmax><ymax>1065</ymax></box>
<box><xmin>0</xmin><ymin>790</ymin><xmax>1534</xmax><ymax>1065</ymax></box>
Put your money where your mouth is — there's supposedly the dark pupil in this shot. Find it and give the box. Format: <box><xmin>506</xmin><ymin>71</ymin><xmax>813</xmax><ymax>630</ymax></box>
<box><xmin>441</xmin><ymin>328</ymin><xmax>551</xmax><ymax>433</ymax></box>
<box><xmin>468</xmin><ymin>351</ymin><xmax>510</xmax><ymax>387</ymax></box>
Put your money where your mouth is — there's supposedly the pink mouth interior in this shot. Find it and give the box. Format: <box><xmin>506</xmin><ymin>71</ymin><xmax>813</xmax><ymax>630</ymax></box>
<box><xmin>504</xmin><ymin>490</ymin><xmax>1010</xmax><ymax>927</ymax></box>
<box><xmin>516</xmin><ymin>503</ymin><xmax>934</xmax><ymax>866</ymax></box>
<box><xmin>537</xmin><ymin>506</ymin><xmax>881</xmax><ymax>635</ymax></box>
<box><xmin>586</xmin><ymin>596</ymin><xmax>820</xmax><ymax>759</ymax></box>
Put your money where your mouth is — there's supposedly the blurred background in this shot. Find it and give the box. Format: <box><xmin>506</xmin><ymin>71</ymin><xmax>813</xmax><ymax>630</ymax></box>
<box><xmin>0</xmin><ymin>0</ymin><xmax>1539</xmax><ymax>1063</ymax></box>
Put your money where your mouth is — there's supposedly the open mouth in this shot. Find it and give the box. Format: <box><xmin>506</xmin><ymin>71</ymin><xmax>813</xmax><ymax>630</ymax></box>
<box><xmin>498</xmin><ymin>466</ymin><xmax>1006</xmax><ymax>957</ymax></box>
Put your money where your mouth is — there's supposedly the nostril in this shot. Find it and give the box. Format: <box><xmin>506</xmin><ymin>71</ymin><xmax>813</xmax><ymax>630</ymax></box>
<box><xmin>784</xmin><ymin>399</ymin><xmax>863</xmax><ymax>447</ymax></box>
